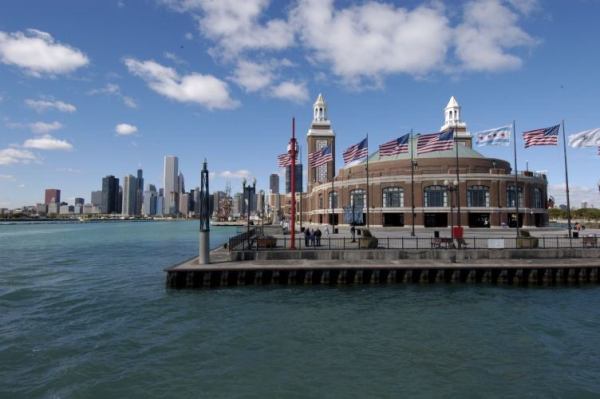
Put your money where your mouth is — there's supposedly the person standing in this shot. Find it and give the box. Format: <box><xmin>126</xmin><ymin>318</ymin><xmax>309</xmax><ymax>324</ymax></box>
<box><xmin>350</xmin><ymin>224</ymin><xmax>356</xmax><ymax>242</ymax></box>
<box><xmin>304</xmin><ymin>228</ymin><xmax>310</xmax><ymax>247</ymax></box>
<box><xmin>315</xmin><ymin>228</ymin><xmax>322</xmax><ymax>246</ymax></box>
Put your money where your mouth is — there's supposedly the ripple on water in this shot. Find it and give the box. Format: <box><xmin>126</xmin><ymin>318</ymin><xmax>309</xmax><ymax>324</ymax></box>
<box><xmin>1</xmin><ymin>223</ymin><xmax>600</xmax><ymax>398</ymax></box>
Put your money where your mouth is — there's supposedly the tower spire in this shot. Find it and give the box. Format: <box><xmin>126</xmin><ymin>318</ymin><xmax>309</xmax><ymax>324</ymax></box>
<box><xmin>313</xmin><ymin>93</ymin><xmax>327</xmax><ymax>122</ymax></box>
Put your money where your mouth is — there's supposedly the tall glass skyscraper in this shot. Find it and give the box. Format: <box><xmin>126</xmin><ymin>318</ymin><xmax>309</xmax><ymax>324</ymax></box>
<box><xmin>122</xmin><ymin>175</ymin><xmax>138</xmax><ymax>216</ymax></box>
<box><xmin>163</xmin><ymin>156</ymin><xmax>179</xmax><ymax>215</ymax></box>
<box><xmin>101</xmin><ymin>176</ymin><xmax>120</xmax><ymax>214</ymax></box>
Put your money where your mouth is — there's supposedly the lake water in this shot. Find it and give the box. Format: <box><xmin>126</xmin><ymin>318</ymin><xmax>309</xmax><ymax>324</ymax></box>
<box><xmin>1</xmin><ymin>221</ymin><xmax>600</xmax><ymax>398</ymax></box>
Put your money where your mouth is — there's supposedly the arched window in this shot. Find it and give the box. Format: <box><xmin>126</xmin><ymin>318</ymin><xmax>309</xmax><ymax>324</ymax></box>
<box><xmin>318</xmin><ymin>194</ymin><xmax>323</xmax><ymax>209</ymax></box>
<box><xmin>328</xmin><ymin>191</ymin><xmax>338</xmax><ymax>208</ymax></box>
<box><xmin>350</xmin><ymin>189</ymin><xmax>366</xmax><ymax>209</ymax></box>
<box><xmin>507</xmin><ymin>185</ymin><xmax>524</xmax><ymax>208</ymax></box>
<box><xmin>424</xmin><ymin>185</ymin><xmax>447</xmax><ymax>207</ymax></box>
<box><xmin>533</xmin><ymin>187</ymin><xmax>543</xmax><ymax>208</ymax></box>
<box><xmin>383</xmin><ymin>187</ymin><xmax>404</xmax><ymax>207</ymax></box>
<box><xmin>467</xmin><ymin>185</ymin><xmax>490</xmax><ymax>207</ymax></box>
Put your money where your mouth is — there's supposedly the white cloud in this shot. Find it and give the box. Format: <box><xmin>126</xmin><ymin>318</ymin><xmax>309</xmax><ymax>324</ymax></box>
<box><xmin>0</xmin><ymin>174</ymin><xmax>15</xmax><ymax>180</ymax></box>
<box><xmin>507</xmin><ymin>0</ymin><xmax>539</xmax><ymax>15</ymax></box>
<box><xmin>23</xmin><ymin>135</ymin><xmax>73</xmax><ymax>150</ymax></box>
<box><xmin>292</xmin><ymin>0</ymin><xmax>451</xmax><ymax>85</ymax></box>
<box><xmin>164</xmin><ymin>51</ymin><xmax>188</xmax><ymax>65</ymax></box>
<box><xmin>454</xmin><ymin>0</ymin><xmax>537</xmax><ymax>72</ymax></box>
<box><xmin>124</xmin><ymin>57</ymin><xmax>239</xmax><ymax>109</ymax></box>
<box><xmin>549</xmin><ymin>184</ymin><xmax>599</xmax><ymax>208</ymax></box>
<box><xmin>25</xmin><ymin>98</ymin><xmax>76</xmax><ymax>113</ymax></box>
<box><xmin>0</xmin><ymin>148</ymin><xmax>38</xmax><ymax>165</ymax></box>
<box><xmin>163</xmin><ymin>0</ymin><xmax>294</xmax><ymax>56</ymax></box>
<box><xmin>270</xmin><ymin>81</ymin><xmax>308</xmax><ymax>103</ymax></box>
<box><xmin>30</xmin><ymin>121</ymin><xmax>63</xmax><ymax>134</ymax></box>
<box><xmin>217</xmin><ymin>169</ymin><xmax>251</xmax><ymax>179</ymax></box>
<box><xmin>88</xmin><ymin>83</ymin><xmax>138</xmax><ymax>108</ymax></box>
<box><xmin>232</xmin><ymin>60</ymin><xmax>273</xmax><ymax>92</ymax></box>
<box><xmin>0</xmin><ymin>29</ymin><xmax>89</xmax><ymax>76</ymax></box>
<box><xmin>115</xmin><ymin>123</ymin><xmax>138</xmax><ymax>136</ymax></box>
<box><xmin>184</xmin><ymin>32</ymin><xmax>194</xmax><ymax>40</ymax></box>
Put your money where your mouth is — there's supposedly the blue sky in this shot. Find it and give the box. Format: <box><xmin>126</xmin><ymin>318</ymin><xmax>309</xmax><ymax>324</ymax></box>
<box><xmin>1</xmin><ymin>0</ymin><xmax>599</xmax><ymax>208</ymax></box>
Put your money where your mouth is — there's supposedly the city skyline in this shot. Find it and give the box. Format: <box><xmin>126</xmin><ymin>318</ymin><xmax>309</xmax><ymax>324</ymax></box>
<box><xmin>1</xmin><ymin>1</ymin><xmax>600</xmax><ymax>208</ymax></box>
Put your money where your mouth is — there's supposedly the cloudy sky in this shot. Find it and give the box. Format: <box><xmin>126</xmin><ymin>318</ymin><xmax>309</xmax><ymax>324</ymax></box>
<box><xmin>1</xmin><ymin>0</ymin><xmax>599</xmax><ymax>208</ymax></box>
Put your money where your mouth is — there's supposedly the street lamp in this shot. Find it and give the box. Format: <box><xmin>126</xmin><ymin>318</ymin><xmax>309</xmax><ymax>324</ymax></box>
<box><xmin>444</xmin><ymin>179</ymin><xmax>458</xmax><ymax>237</ymax></box>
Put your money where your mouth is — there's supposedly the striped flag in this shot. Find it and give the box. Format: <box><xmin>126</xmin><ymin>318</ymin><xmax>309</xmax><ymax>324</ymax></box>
<box><xmin>523</xmin><ymin>125</ymin><xmax>559</xmax><ymax>148</ymax></box>
<box><xmin>343</xmin><ymin>137</ymin><xmax>368</xmax><ymax>164</ymax></box>
<box><xmin>308</xmin><ymin>146</ymin><xmax>333</xmax><ymax>168</ymax></box>
<box><xmin>277</xmin><ymin>153</ymin><xmax>294</xmax><ymax>167</ymax></box>
<box><xmin>379</xmin><ymin>133</ymin><xmax>410</xmax><ymax>157</ymax></box>
<box><xmin>474</xmin><ymin>125</ymin><xmax>511</xmax><ymax>146</ymax></box>
<box><xmin>568</xmin><ymin>128</ymin><xmax>600</xmax><ymax>148</ymax></box>
<box><xmin>417</xmin><ymin>130</ymin><xmax>454</xmax><ymax>154</ymax></box>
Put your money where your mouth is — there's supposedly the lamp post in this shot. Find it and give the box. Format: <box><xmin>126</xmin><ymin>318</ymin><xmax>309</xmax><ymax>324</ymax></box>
<box><xmin>445</xmin><ymin>179</ymin><xmax>457</xmax><ymax>237</ymax></box>
<box><xmin>198</xmin><ymin>159</ymin><xmax>210</xmax><ymax>264</ymax></box>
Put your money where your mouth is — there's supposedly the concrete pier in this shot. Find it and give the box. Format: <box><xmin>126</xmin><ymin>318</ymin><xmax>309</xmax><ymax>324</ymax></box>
<box><xmin>165</xmin><ymin>247</ymin><xmax>600</xmax><ymax>289</ymax></box>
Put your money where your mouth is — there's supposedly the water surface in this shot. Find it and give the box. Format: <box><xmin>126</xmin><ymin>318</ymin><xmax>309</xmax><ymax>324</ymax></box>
<box><xmin>1</xmin><ymin>221</ymin><xmax>599</xmax><ymax>398</ymax></box>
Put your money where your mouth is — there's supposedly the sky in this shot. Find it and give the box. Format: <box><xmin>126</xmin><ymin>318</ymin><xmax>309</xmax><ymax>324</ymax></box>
<box><xmin>1</xmin><ymin>0</ymin><xmax>599</xmax><ymax>208</ymax></box>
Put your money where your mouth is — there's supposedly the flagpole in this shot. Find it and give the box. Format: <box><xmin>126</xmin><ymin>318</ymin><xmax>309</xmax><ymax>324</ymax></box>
<box><xmin>410</xmin><ymin>129</ymin><xmax>415</xmax><ymax>237</ymax></box>
<box><xmin>454</xmin><ymin>131</ymin><xmax>461</xmax><ymax>231</ymax></box>
<box><xmin>331</xmin><ymin>168</ymin><xmax>334</xmax><ymax>229</ymax></box>
<box><xmin>513</xmin><ymin>120</ymin><xmax>520</xmax><ymax>238</ymax></box>
<box><xmin>366</xmin><ymin>133</ymin><xmax>369</xmax><ymax>229</ymax></box>
<box><xmin>562</xmin><ymin>120</ymin><xmax>573</xmax><ymax>244</ymax></box>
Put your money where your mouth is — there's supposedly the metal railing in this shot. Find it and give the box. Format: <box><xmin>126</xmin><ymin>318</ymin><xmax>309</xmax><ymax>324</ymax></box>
<box><xmin>230</xmin><ymin>234</ymin><xmax>598</xmax><ymax>251</ymax></box>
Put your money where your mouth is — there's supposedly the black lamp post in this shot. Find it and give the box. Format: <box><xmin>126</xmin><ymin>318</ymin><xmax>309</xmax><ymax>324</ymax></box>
<box><xmin>445</xmin><ymin>179</ymin><xmax>458</xmax><ymax>237</ymax></box>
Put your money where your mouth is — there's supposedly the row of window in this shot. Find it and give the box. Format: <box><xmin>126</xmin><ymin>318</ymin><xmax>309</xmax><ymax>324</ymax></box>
<box><xmin>320</xmin><ymin>186</ymin><xmax>544</xmax><ymax>209</ymax></box>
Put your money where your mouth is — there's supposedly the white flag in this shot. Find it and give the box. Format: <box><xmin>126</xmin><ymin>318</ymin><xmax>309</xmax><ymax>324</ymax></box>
<box><xmin>568</xmin><ymin>128</ymin><xmax>600</xmax><ymax>148</ymax></box>
<box><xmin>474</xmin><ymin>125</ymin><xmax>511</xmax><ymax>146</ymax></box>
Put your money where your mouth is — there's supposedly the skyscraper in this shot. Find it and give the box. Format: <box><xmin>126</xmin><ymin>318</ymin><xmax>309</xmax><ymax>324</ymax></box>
<box><xmin>163</xmin><ymin>156</ymin><xmax>179</xmax><ymax>215</ymax></box>
<box><xmin>74</xmin><ymin>197</ymin><xmax>84</xmax><ymax>206</ymax></box>
<box><xmin>44</xmin><ymin>189</ymin><xmax>61</xmax><ymax>205</ymax></box>
<box><xmin>101</xmin><ymin>176</ymin><xmax>120</xmax><ymax>214</ymax></box>
<box><xmin>178</xmin><ymin>172</ymin><xmax>185</xmax><ymax>194</ymax></box>
<box><xmin>122</xmin><ymin>175</ymin><xmax>138</xmax><ymax>216</ymax></box>
<box><xmin>136</xmin><ymin>169</ymin><xmax>144</xmax><ymax>216</ymax></box>
<box><xmin>269</xmin><ymin>174</ymin><xmax>280</xmax><ymax>194</ymax></box>
<box><xmin>142</xmin><ymin>185</ymin><xmax>157</xmax><ymax>216</ymax></box>
<box><xmin>285</xmin><ymin>164</ymin><xmax>303</xmax><ymax>194</ymax></box>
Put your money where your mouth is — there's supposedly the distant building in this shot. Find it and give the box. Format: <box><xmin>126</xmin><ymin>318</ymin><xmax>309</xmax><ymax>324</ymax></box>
<box><xmin>156</xmin><ymin>196</ymin><xmax>164</xmax><ymax>217</ymax></box>
<box><xmin>178</xmin><ymin>172</ymin><xmax>185</xmax><ymax>193</ymax></box>
<box><xmin>242</xmin><ymin>180</ymin><xmax>256</xmax><ymax>216</ymax></box>
<box><xmin>269</xmin><ymin>174</ymin><xmax>280</xmax><ymax>194</ymax></box>
<box><xmin>143</xmin><ymin>185</ymin><xmax>157</xmax><ymax>216</ymax></box>
<box><xmin>74</xmin><ymin>204</ymin><xmax>83</xmax><ymax>214</ymax></box>
<box><xmin>285</xmin><ymin>164</ymin><xmax>303</xmax><ymax>194</ymax></box>
<box><xmin>48</xmin><ymin>203</ymin><xmax>59</xmax><ymax>215</ymax></box>
<box><xmin>257</xmin><ymin>190</ymin><xmax>265</xmax><ymax>216</ymax></box>
<box><xmin>83</xmin><ymin>204</ymin><xmax>100</xmax><ymax>214</ymax></box>
<box><xmin>36</xmin><ymin>203</ymin><xmax>48</xmax><ymax>215</ymax></box>
<box><xmin>102</xmin><ymin>176</ymin><xmax>120</xmax><ymax>214</ymax></box>
<box><xmin>45</xmin><ymin>189</ymin><xmax>61</xmax><ymax>205</ymax></box>
<box><xmin>60</xmin><ymin>204</ymin><xmax>74</xmax><ymax>215</ymax></box>
<box><xmin>136</xmin><ymin>169</ymin><xmax>144</xmax><ymax>215</ymax></box>
<box><xmin>74</xmin><ymin>197</ymin><xmax>84</xmax><ymax>206</ymax></box>
<box><xmin>233</xmin><ymin>192</ymin><xmax>243</xmax><ymax>217</ymax></box>
<box><xmin>122</xmin><ymin>175</ymin><xmax>138</xmax><ymax>216</ymax></box>
<box><xmin>164</xmin><ymin>155</ymin><xmax>179</xmax><ymax>215</ymax></box>
<box><xmin>179</xmin><ymin>193</ymin><xmax>190</xmax><ymax>217</ymax></box>
<box><xmin>91</xmin><ymin>190</ymin><xmax>102</xmax><ymax>207</ymax></box>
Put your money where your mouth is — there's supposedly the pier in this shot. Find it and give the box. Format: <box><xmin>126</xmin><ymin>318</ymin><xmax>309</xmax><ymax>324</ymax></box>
<box><xmin>165</xmin><ymin>230</ymin><xmax>600</xmax><ymax>288</ymax></box>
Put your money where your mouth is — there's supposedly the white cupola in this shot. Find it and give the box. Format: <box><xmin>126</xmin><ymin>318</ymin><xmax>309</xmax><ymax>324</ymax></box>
<box><xmin>313</xmin><ymin>93</ymin><xmax>327</xmax><ymax>122</ymax></box>
<box><xmin>441</xmin><ymin>96</ymin><xmax>468</xmax><ymax>132</ymax></box>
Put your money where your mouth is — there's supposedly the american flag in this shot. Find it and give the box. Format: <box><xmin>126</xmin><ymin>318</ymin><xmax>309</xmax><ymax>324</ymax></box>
<box><xmin>308</xmin><ymin>146</ymin><xmax>333</xmax><ymax>168</ymax></box>
<box><xmin>343</xmin><ymin>137</ymin><xmax>368</xmax><ymax>164</ymax></box>
<box><xmin>417</xmin><ymin>130</ymin><xmax>454</xmax><ymax>154</ymax></box>
<box><xmin>277</xmin><ymin>153</ymin><xmax>294</xmax><ymax>167</ymax></box>
<box><xmin>379</xmin><ymin>133</ymin><xmax>410</xmax><ymax>157</ymax></box>
<box><xmin>523</xmin><ymin>124</ymin><xmax>559</xmax><ymax>148</ymax></box>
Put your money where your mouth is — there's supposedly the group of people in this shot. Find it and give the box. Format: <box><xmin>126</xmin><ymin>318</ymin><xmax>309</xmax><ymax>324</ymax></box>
<box><xmin>304</xmin><ymin>228</ymin><xmax>322</xmax><ymax>247</ymax></box>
